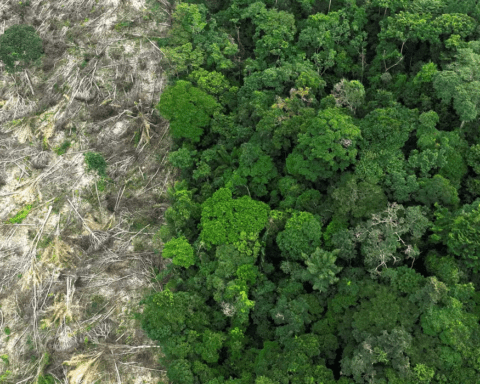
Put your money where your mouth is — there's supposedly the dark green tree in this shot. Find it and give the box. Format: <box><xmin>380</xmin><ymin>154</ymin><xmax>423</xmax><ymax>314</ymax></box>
<box><xmin>430</xmin><ymin>199</ymin><xmax>480</xmax><ymax>272</ymax></box>
<box><xmin>0</xmin><ymin>24</ymin><xmax>43</xmax><ymax>73</ymax></box>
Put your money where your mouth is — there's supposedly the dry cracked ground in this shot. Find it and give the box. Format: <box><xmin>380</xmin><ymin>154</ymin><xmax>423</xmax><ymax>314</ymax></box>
<box><xmin>0</xmin><ymin>0</ymin><xmax>178</xmax><ymax>382</ymax></box>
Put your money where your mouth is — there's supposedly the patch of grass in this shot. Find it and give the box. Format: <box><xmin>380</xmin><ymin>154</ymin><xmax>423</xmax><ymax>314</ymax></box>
<box><xmin>54</xmin><ymin>140</ymin><xmax>71</xmax><ymax>155</ymax></box>
<box><xmin>4</xmin><ymin>327</ymin><xmax>10</xmax><ymax>335</ymax></box>
<box><xmin>7</xmin><ymin>204</ymin><xmax>32</xmax><ymax>224</ymax></box>
<box><xmin>84</xmin><ymin>152</ymin><xmax>107</xmax><ymax>177</ymax></box>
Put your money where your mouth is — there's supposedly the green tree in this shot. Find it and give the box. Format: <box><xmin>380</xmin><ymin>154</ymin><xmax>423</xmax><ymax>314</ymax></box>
<box><xmin>226</xmin><ymin>137</ymin><xmax>279</xmax><ymax>198</ymax></box>
<box><xmin>0</xmin><ymin>24</ymin><xmax>43</xmax><ymax>73</ymax></box>
<box><xmin>358</xmin><ymin>104</ymin><xmax>418</xmax><ymax>154</ymax></box>
<box><xmin>466</xmin><ymin>144</ymin><xmax>480</xmax><ymax>175</ymax></box>
<box><xmin>328</xmin><ymin>172</ymin><xmax>388</xmax><ymax>220</ymax></box>
<box><xmin>156</xmin><ymin>180</ymin><xmax>202</xmax><ymax>244</ymax></box>
<box><xmin>286</xmin><ymin>107</ymin><xmax>362</xmax><ymax>182</ymax></box>
<box><xmin>199</xmin><ymin>187</ymin><xmax>270</xmax><ymax>250</ymax></box>
<box><xmin>297</xmin><ymin>8</ymin><xmax>368</xmax><ymax>79</ymax></box>
<box><xmin>240</xmin><ymin>2</ymin><xmax>297</xmax><ymax>65</ymax></box>
<box><xmin>163</xmin><ymin>236</ymin><xmax>196</xmax><ymax>268</ymax></box>
<box><xmin>276</xmin><ymin>211</ymin><xmax>323</xmax><ymax>261</ymax></box>
<box><xmin>433</xmin><ymin>41</ymin><xmax>480</xmax><ymax>126</ymax></box>
<box><xmin>157</xmin><ymin>80</ymin><xmax>221</xmax><ymax>143</ymax></box>
<box><xmin>414</xmin><ymin>174</ymin><xmax>460</xmax><ymax>208</ymax></box>
<box><xmin>430</xmin><ymin>199</ymin><xmax>480</xmax><ymax>272</ymax></box>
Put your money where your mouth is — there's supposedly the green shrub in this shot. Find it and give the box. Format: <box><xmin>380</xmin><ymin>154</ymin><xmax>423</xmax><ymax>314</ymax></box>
<box><xmin>0</xmin><ymin>24</ymin><xmax>43</xmax><ymax>73</ymax></box>
<box><xmin>7</xmin><ymin>204</ymin><xmax>32</xmax><ymax>224</ymax></box>
<box><xmin>37</xmin><ymin>374</ymin><xmax>56</xmax><ymax>384</ymax></box>
<box><xmin>84</xmin><ymin>152</ymin><xmax>107</xmax><ymax>177</ymax></box>
<box><xmin>54</xmin><ymin>140</ymin><xmax>71</xmax><ymax>155</ymax></box>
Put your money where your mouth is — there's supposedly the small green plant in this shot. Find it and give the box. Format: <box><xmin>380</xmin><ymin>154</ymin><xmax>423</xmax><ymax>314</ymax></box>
<box><xmin>114</xmin><ymin>20</ymin><xmax>134</xmax><ymax>31</ymax></box>
<box><xmin>0</xmin><ymin>370</ymin><xmax>12</xmax><ymax>382</ymax></box>
<box><xmin>8</xmin><ymin>204</ymin><xmax>32</xmax><ymax>224</ymax></box>
<box><xmin>26</xmin><ymin>335</ymin><xmax>34</xmax><ymax>350</ymax></box>
<box><xmin>42</xmin><ymin>136</ymin><xmax>49</xmax><ymax>150</ymax></box>
<box><xmin>54</xmin><ymin>140</ymin><xmax>71</xmax><ymax>155</ymax></box>
<box><xmin>133</xmin><ymin>130</ymin><xmax>141</xmax><ymax>146</ymax></box>
<box><xmin>84</xmin><ymin>152</ymin><xmax>107</xmax><ymax>177</ymax></box>
<box><xmin>97</xmin><ymin>178</ymin><xmax>107</xmax><ymax>192</ymax></box>
<box><xmin>4</xmin><ymin>327</ymin><xmax>10</xmax><ymax>335</ymax></box>
<box><xmin>0</xmin><ymin>24</ymin><xmax>43</xmax><ymax>73</ymax></box>
<box><xmin>0</xmin><ymin>354</ymin><xmax>9</xmax><ymax>366</ymax></box>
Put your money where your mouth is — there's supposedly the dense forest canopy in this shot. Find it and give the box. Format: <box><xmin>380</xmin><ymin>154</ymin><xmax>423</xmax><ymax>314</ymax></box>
<box><xmin>137</xmin><ymin>0</ymin><xmax>480</xmax><ymax>383</ymax></box>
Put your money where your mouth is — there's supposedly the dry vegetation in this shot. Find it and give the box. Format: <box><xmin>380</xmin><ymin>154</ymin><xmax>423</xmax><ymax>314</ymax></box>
<box><xmin>0</xmin><ymin>0</ymin><xmax>177</xmax><ymax>382</ymax></box>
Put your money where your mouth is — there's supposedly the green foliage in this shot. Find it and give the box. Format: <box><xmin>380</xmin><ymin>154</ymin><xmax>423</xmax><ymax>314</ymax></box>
<box><xmin>286</xmin><ymin>108</ymin><xmax>362</xmax><ymax>182</ymax></box>
<box><xmin>302</xmin><ymin>247</ymin><xmax>342</xmax><ymax>292</ymax></box>
<box><xmin>466</xmin><ymin>143</ymin><xmax>480</xmax><ymax>175</ymax></box>
<box><xmin>163</xmin><ymin>236</ymin><xmax>195</xmax><ymax>268</ymax></box>
<box><xmin>84</xmin><ymin>151</ymin><xmax>107</xmax><ymax>177</ymax></box>
<box><xmin>227</xmin><ymin>138</ymin><xmax>278</xmax><ymax>198</ymax></box>
<box><xmin>157</xmin><ymin>80</ymin><xmax>221</xmax><ymax>143</ymax></box>
<box><xmin>0</xmin><ymin>24</ymin><xmax>43</xmax><ymax>73</ymax></box>
<box><xmin>276</xmin><ymin>211</ymin><xmax>322</xmax><ymax>261</ymax></box>
<box><xmin>54</xmin><ymin>140</ymin><xmax>71</xmax><ymax>155</ymax></box>
<box><xmin>414</xmin><ymin>174</ymin><xmax>460</xmax><ymax>208</ymax></box>
<box><xmin>433</xmin><ymin>41</ymin><xmax>480</xmax><ymax>123</ymax></box>
<box><xmin>413</xmin><ymin>364</ymin><xmax>435</xmax><ymax>383</ymax></box>
<box><xmin>0</xmin><ymin>354</ymin><xmax>9</xmax><ymax>366</ymax></box>
<box><xmin>37</xmin><ymin>374</ymin><xmax>57</xmax><ymax>384</ymax></box>
<box><xmin>359</xmin><ymin>104</ymin><xmax>418</xmax><ymax>153</ymax></box>
<box><xmin>430</xmin><ymin>199</ymin><xmax>480</xmax><ymax>272</ymax></box>
<box><xmin>7</xmin><ymin>204</ymin><xmax>32</xmax><ymax>224</ymax></box>
<box><xmin>168</xmin><ymin>146</ymin><xmax>198</xmax><ymax>170</ymax></box>
<box><xmin>199</xmin><ymin>188</ymin><xmax>270</xmax><ymax>250</ymax></box>
<box><xmin>329</xmin><ymin>172</ymin><xmax>388</xmax><ymax>219</ymax></box>
<box><xmin>138</xmin><ymin>1</ymin><xmax>480</xmax><ymax>382</ymax></box>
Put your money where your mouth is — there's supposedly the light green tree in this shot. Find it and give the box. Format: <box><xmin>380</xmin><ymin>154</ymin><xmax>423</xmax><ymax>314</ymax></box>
<box><xmin>157</xmin><ymin>80</ymin><xmax>221</xmax><ymax>143</ymax></box>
